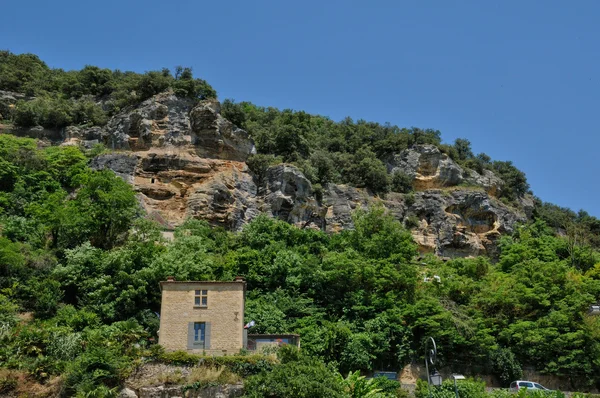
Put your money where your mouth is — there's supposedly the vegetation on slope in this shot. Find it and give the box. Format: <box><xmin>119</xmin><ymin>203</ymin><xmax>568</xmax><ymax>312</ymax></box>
<box><xmin>0</xmin><ymin>136</ymin><xmax>600</xmax><ymax>395</ymax></box>
<box><xmin>2</xmin><ymin>52</ymin><xmax>600</xmax><ymax>396</ymax></box>
<box><xmin>0</xmin><ymin>50</ymin><xmax>216</xmax><ymax>129</ymax></box>
<box><xmin>221</xmin><ymin>99</ymin><xmax>530</xmax><ymax>203</ymax></box>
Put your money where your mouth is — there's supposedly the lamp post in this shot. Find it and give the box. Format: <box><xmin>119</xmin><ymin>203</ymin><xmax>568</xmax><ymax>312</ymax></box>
<box><xmin>452</xmin><ymin>374</ymin><xmax>465</xmax><ymax>398</ymax></box>
<box><xmin>425</xmin><ymin>337</ymin><xmax>442</xmax><ymax>398</ymax></box>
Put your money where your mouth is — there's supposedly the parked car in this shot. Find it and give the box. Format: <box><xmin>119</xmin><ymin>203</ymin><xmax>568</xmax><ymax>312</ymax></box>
<box><xmin>509</xmin><ymin>380</ymin><xmax>551</xmax><ymax>392</ymax></box>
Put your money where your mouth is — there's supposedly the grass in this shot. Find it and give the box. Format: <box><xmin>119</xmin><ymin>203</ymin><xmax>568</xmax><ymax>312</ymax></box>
<box><xmin>188</xmin><ymin>366</ymin><xmax>241</xmax><ymax>385</ymax></box>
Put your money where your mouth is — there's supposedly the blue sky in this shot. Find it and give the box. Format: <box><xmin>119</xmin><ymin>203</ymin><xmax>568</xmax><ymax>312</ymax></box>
<box><xmin>2</xmin><ymin>0</ymin><xmax>599</xmax><ymax>216</ymax></box>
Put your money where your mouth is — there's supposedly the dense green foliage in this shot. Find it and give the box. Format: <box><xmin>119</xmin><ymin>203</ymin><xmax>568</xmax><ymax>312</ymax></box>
<box><xmin>414</xmin><ymin>379</ymin><xmax>569</xmax><ymax>398</ymax></box>
<box><xmin>0</xmin><ymin>51</ymin><xmax>216</xmax><ymax>128</ymax></box>
<box><xmin>0</xmin><ymin>136</ymin><xmax>599</xmax><ymax>394</ymax></box>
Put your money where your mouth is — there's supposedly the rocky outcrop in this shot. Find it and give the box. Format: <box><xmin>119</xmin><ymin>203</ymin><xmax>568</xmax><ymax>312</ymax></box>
<box><xmin>408</xmin><ymin>190</ymin><xmax>525</xmax><ymax>257</ymax></box>
<box><xmin>4</xmin><ymin>90</ymin><xmax>531</xmax><ymax>257</ymax></box>
<box><xmin>463</xmin><ymin>169</ymin><xmax>504</xmax><ymax>197</ymax></box>
<box><xmin>90</xmin><ymin>153</ymin><xmax>138</xmax><ymax>183</ymax></box>
<box><xmin>2</xmin><ymin>91</ymin><xmax>256</xmax><ymax>162</ymax></box>
<box><xmin>386</xmin><ymin>144</ymin><xmax>504</xmax><ymax>196</ymax></box>
<box><xmin>100</xmin><ymin>93</ymin><xmax>255</xmax><ymax>161</ymax></box>
<box><xmin>189</xmin><ymin>99</ymin><xmax>256</xmax><ymax>161</ymax></box>
<box><xmin>387</xmin><ymin>145</ymin><xmax>464</xmax><ymax>190</ymax></box>
<box><xmin>0</xmin><ymin>90</ymin><xmax>25</xmax><ymax>120</ymax></box>
<box><xmin>124</xmin><ymin>363</ymin><xmax>244</xmax><ymax>398</ymax></box>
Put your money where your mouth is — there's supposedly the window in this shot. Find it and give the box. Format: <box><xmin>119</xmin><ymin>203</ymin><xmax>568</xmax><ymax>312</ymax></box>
<box><xmin>194</xmin><ymin>289</ymin><xmax>208</xmax><ymax>307</ymax></box>
<box><xmin>520</xmin><ymin>382</ymin><xmax>533</xmax><ymax>388</ymax></box>
<box><xmin>193</xmin><ymin>322</ymin><xmax>205</xmax><ymax>347</ymax></box>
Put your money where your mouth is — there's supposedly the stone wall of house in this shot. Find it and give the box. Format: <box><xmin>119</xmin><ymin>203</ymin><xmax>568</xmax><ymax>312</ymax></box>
<box><xmin>158</xmin><ymin>281</ymin><xmax>245</xmax><ymax>355</ymax></box>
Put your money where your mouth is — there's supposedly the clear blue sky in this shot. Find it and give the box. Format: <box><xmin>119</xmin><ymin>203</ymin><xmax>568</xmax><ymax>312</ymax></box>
<box><xmin>2</xmin><ymin>0</ymin><xmax>599</xmax><ymax>216</ymax></box>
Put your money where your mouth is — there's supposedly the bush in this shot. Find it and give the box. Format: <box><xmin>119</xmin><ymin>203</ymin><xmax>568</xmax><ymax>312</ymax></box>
<box><xmin>404</xmin><ymin>192</ymin><xmax>416</xmax><ymax>207</ymax></box>
<box><xmin>246</xmin><ymin>154</ymin><xmax>282</xmax><ymax>185</ymax></box>
<box><xmin>491</xmin><ymin>348</ymin><xmax>522</xmax><ymax>386</ymax></box>
<box><xmin>404</xmin><ymin>215</ymin><xmax>420</xmax><ymax>229</ymax></box>
<box><xmin>391</xmin><ymin>170</ymin><xmax>413</xmax><ymax>194</ymax></box>
<box><xmin>63</xmin><ymin>346</ymin><xmax>129</xmax><ymax>396</ymax></box>
<box><xmin>244</xmin><ymin>354</ymin><xmax>345</xmax><ymax>398</ymax></box>
<box><xmin>158</xmin><ymin>351</ymin><xmax>275</xmax><ymax>377</ymax></box>
<box><xmin>372</xmin><ymin>377</ymin><xmax>410</xmax><ymax>398</ymax></box>
<box><xmin>221</xmin><ymin>99</ymin><xmax>247</xmax><ymax>129</ymax></box>
<box><xmin>415</xmin><ymin>378</ymin><xmax>486</xmax><ymax>398</ymax></box>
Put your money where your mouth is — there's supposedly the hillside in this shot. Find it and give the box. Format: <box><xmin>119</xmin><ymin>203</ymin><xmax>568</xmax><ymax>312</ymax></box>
<box><xmin>0</xmin><ymin>51</ymin><xmax>543</xmax><ymax>258</ymax></box>
<box><xmin>1</xmin><ymin>51</ymin><xmax>600</xmax><ymax>397</ymax></box>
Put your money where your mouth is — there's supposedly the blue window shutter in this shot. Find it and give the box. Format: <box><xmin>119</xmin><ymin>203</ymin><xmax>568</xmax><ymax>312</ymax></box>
<box><xmin>187</xmin><ymin>322</ymin><xmax>195</xmax><ymax>349</ymax></box>
<box><xmin>205</xmin><ymin>322</ymin><xmax>211</xmax><ymax>349</ymax></box>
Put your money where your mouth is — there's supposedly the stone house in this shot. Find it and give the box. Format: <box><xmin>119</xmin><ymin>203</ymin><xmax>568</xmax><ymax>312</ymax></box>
<box><xmin>158</xmin><ymin>276</ymin><xmax>299</xmax><ymax>355</ymax></box>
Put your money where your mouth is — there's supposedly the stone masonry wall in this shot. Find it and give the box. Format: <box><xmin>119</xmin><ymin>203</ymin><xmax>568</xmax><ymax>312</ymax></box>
<box><xmin>159</xmin><ymin>281</ymin><xmax>245</xmax><ymax>355</ymax></box>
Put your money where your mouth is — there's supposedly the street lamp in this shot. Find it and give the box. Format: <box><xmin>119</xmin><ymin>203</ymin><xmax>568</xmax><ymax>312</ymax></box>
<box><xmin>425</xmin><ymin>337</ymin><xmax>442</xmax><ymax>398</ymax></box>
<box><xmin>431</xmin><ymin>370</ymin><xmax>443</xmax><ymax>386</ymax></box>
<box><xmin>452</xmin><ymin>374</ymin><xmax>465</xmax><ymax>398</ymax></box>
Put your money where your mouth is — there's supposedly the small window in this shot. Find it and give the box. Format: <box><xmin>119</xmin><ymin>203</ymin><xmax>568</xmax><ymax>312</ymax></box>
<box><xmin>521</xmin><ymin>382</ymin><xmax>533</xmax><ymax>388</ymax></box>
<box><xmin>194</xmin><ymin>289</ymin><xmax>208</xmax><ymax>307</ymax></box>
<box><xmin>533</xmin><ymin>384</ymin><xmax>545</xmax><ymax>390</ymax></box>
<box><xmin>193</xmin><ymin>322</ymin><xmax>205</xmax><ymax>348</ymax></box>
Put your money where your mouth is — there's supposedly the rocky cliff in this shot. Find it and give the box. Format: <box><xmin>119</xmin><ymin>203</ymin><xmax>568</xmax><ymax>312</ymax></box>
<box><xmin>1</xmin><ymin>91</ymin><xmax>533</xmax><ymax>257</ymax></box>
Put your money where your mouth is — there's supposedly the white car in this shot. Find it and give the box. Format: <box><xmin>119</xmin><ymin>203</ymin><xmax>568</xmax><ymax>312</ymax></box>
<box><xmin>509</xmin><ymin>380</ymin><xmax>551</xmax><ymax>392</ymax></box>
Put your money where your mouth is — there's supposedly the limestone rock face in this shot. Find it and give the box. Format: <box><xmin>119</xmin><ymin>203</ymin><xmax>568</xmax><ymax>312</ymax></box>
<box><xmin>189</xmin><ymin>99</ymin><xmax>256</xmax><ymax>161</ymax></box>
<box><xmin>90</xmin><ymin>153</ymin><xmax>138</xmax><ymax>183</ymax></box>
<box><xmin>263</xmin><ymin>164</ymin><xmax>322</xmax><ymax>228</ymax></box>
<box><xmin>103</xmin><ymin>92</ymin><xmax>195</xmax><ymax>151</ymax></box>
<box><xmin>387</xmin><ymin>145</ymin><xmax>464</xmax><ymax>190</ymax></box>
<box><xmin>0</xmin><ymin>90</ymin><xmax>25</xmax><ymax>120</ymax></box>
<box><xmin>4</xmin><ymin>90</ymin><xmax>532</xmax><ymax>257</ymax></box>
<box><xmin>9</xmin><ymin>91</ymin><xmax>257</xmax><ymax>163</ymax></box>
<box><xmin>408</xmin><ymin>190</ymin><xmax>525</xmax><ymax>257</ymax></box>
<box><xmin>464</xmin><ymin>169</ymin><xmax>504</xmax><ymax>197</ymax></box>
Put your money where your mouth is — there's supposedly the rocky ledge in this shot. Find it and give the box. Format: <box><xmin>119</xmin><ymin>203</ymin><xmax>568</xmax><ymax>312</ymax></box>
<box><xmin>4</xmin><ymin>90</ymin><xmax>532</xmax><ymax>257</ymax></box>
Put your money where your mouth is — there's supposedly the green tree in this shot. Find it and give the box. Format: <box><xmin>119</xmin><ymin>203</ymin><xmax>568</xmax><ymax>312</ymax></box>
<box><xmin>454</xmin><ymin>138</ymin><xmax>474</xmax><ymax>161</ymax></box>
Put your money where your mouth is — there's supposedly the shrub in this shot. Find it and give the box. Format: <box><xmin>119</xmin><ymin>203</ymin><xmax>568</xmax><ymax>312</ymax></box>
<box><xmin>246</xmin><ymin>154</ymin><xmax>282</xmax><ymax>185</ymax></box>
<box><xmin>221</xmin><ymin>99</ymin><xmax>247</xmax><ymax>129</ymax></box>
<box><xmin>404</xmin><ymin>192</ymin><xmax>416</xmax><ymax>207</ymax></box>
<box><xmin>391</xmin><ymin>170</ymin><xmax>413</xmax><ymax>194</ymax></box>
<box><xmin>63</xmin><ymin>346</ymin><xmax>129</xmax><ymax>396</ymax></box>
<box><xmin>157</xmin><ymin>351</ymin><xmax>275</xmax><ymax>377</ymax></box>
<box><xmin>404</xmin><ymin>215</ymin><xmax>420</xmax><ymax>229</ymax></box>
<box><xmin>372</xmin><ymin>377</ymin><xmax>411</xmax><ymax>398</ymax></box>
<box><xmin>244</xmin><ymin>355</ymin><xmax>345</xmax><ymax>398</ymax></box>
<box><xmin>415</xmin><ymin>378</ymin><xmax>486</xmax><ymax>398</ymax></box>
<box><xmin>490</xmin><ymin>348</ymin><xmax>522</xmax><ymax>386</ymax></box>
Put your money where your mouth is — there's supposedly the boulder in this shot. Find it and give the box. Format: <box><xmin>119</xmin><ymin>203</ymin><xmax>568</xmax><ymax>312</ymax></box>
<box><xmin>387</xmin><ymin>145</ymin><xmax>464</xmax><ymax>190</ymax></box>
<box><xmin>90</xmin><ymin>153</ymin><xmax>138</xmax><ymax>183</ymax></box>
<box><xmin>189</xmin><ymin>99</ymin><xmax>256</xmax><ymax>161</ymax></box>
<box><xmin>118</xmin><ymin>388</ymin><xmax>138</xmax><ymax>398</ymax></box>
<box><xmin>463</xmin><ymin>168</ymin><xmax>504</xmax><ymax>196</ymax></box>
<box><xmin>407</xmin><ymin>189</ymin><xmax>526</xmax><ymax>257</ymax></box>
<box><xmin>263</xmin><ymin>164</ymin><xmax>321</xmax><ymax>227</ymax></box>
